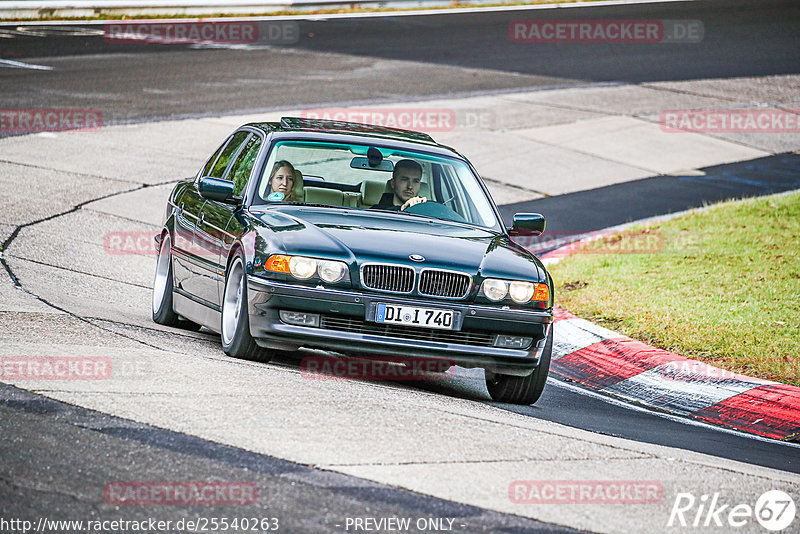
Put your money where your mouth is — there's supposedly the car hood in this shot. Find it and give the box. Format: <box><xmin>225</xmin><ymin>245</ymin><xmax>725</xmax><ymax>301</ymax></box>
<box><xmin>249</xmin><ymin>206</ymin><xmax>546</xmax><ymax>282</ymax></box>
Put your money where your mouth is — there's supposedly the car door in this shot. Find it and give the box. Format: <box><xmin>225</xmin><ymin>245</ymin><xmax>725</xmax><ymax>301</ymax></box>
<box><xmin>171</xmin><ymin>141</ymin><xmax>226</xmax><ymax>300</ymax></box>
<box><xmin>193</xmin><ymin>130</ymin><xmax>253</xmax><ymax>308</ymax></box>
<box><xmin>212</xmin><ymin>132</ymin><xmax>266</xmax><ymax>298</ymax></box>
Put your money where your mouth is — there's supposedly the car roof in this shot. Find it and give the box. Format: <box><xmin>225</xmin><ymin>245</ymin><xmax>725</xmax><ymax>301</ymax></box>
<box><xmin>242</xmin><ymin>117</ymin><xmax>463</xmax><ymax>158</ymax></box>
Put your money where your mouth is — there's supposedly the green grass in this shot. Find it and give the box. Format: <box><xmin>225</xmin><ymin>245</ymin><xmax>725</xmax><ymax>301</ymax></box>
<box><xmin>549</xmin><ymin>191</ymin><xmax>800</xmax><ymax>387</ymax></box>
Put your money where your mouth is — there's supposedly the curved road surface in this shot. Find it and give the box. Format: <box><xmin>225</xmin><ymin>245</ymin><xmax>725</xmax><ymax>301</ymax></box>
<box><xmin>1</xmin><ymin>1</ymin><xmax>799</xmax><ymax>532</ymax></box>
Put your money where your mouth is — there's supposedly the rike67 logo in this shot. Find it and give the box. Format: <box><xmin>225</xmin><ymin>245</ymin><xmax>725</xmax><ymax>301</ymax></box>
<box><xmin>668</xmin><ymin>490</ymin><xmax>796</xmax><ymax>531</ymax></box>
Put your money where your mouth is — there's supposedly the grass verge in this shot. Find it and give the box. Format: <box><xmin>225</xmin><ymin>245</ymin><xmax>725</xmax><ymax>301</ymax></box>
<box><xmin>548</xmin><ymin>191</ymin><xmax>800</xmax><ymax>387</ymax></box>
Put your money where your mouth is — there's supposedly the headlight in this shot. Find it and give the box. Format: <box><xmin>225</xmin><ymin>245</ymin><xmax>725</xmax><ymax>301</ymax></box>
<box><xmin>318</xmin><ymin>260</ymin><xmax>347</xmax><ymax>283</ymax></box>
<box><xmin>509</xmin><ymin>281</ymin><xmax>535</xmax><ymax>303</ymax></box>
<box><xmin>266</xmin><ymin>254</ymin><xmax>348</xmax><ymax>284</ymax></box>
<box><xmin>482</xmin><ymin>279</ymin><xmax>508</xmax><ymax>301</ymax></box>
<box><xmin>288</xmin><ymin>256</ymin><xmax>317</xmax><ymax>279</ymax></box>
<box><xmin>482</xmin><ymin>278</ymin><xmax>549</xmax><ymax>304</ymax></box>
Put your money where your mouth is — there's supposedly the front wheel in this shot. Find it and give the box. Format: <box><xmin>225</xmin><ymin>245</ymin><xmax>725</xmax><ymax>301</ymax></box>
<box><xmin>486</xmin><ymin>325</ymin><xmax>553</xmax><ymax>405</ymax></box>
<box><xmin>221</xmin><ymin>253</ymin><xmax>272</xmax><ymax>363</ymax></box>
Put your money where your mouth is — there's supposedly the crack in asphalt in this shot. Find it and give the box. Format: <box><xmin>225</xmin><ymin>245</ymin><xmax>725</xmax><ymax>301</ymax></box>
<box><xmin>1</xmin><ymin>286</ymin><xmax>169</xmax><ymax>352</ymax></box>
<box><xmin>0</xmin><ymin>177</ymin><xmax>179</xmax><ymax>352</ymax></box>
<box><xmin>85</xmin><ymin>317</ymin><xmax>216</xmax><ymax>340</ymax></box>
<box><xmin>0</xmin><ymin>158</ymin><xmax>139</xmax><ymax>184</ymax></box>
<box><xmin>7</xmin><ymin>255</ymin><xmax>152</xmax><ymax>289</ymax></box>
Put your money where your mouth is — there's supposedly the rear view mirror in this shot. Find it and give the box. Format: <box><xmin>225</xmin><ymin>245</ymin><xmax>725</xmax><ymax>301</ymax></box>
<box><xmin>198</xmin><ymin>176</ymin><xmax>240</xmax><ymax>205</ymax></box>
<box><xmin>509</xmin><ymin>213</ymin><xmax>545</xmax><ymax>237</ymax></box>
<box><xmin>350</xmin><ymin>157</ymin><xmax>394</xmax><ymax>172</ymax></box>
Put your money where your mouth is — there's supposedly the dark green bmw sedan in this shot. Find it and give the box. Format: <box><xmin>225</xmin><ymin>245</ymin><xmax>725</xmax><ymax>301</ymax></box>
<box><xmin>153</xmin><ymin>117</ymin><xmax>554</xmax><ymax>404</ymax></box>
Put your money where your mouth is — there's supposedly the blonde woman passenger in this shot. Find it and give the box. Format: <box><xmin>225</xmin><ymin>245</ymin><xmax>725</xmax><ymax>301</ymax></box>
<box><xmin>265</xmin><ymin>160</ymin><xmax>302</xmax><ymax>202</ymax></box>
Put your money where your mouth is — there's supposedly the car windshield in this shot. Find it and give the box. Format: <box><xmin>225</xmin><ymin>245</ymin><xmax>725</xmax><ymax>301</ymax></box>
<box><xmin>252</xmin><ymin>140</ymin><xmax>501</xmax><ymax>230</ymax></box>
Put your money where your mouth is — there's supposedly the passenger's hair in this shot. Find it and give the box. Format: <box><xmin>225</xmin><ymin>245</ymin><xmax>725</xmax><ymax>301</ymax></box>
<box><xmin>269</xmin><ymin>160</ymin><xmax>295</xmax><ymax>179</ymax></box>
<box><xmin>392</xmin><ymin>159</ymin><xmax>423</xmax><ymax>179</ymax></box>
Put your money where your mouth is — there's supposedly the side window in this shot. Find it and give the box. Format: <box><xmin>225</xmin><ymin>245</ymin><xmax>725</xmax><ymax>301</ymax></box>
<box><xmin>228</xmin><ymin>134</ymin><xmax>263</xmax><ymax>196</ymax></box>
<box><xmin>209</xmin><ymin>131</ymin><xmax>251</xmax><ymax>178</ymax></box>
<box><xmin>201</xmin><ymin>141</ymin><xmax>227</xmax><ymax>178</ymax></box>
<box><xmin>439</xmin><ymin>164</ymin><xmax>469</xmax><ymax>219</ymax></box>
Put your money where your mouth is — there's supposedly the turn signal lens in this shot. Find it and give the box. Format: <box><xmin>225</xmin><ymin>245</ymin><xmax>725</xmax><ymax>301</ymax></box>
<box><xmin>289</xmin><ymin>256</ymin><xmax>317</xmax><ymax>279</ymax></box>
<box><xmin>509</xmin><ymin>281</ymin><xmax>535</xmax><ymax>303</ymax></box>
<box><xmin>532</xmin><ymin>283</ymin><xmax>550</xmax><ymax>302</ymax></box>
<box><xmin>265</xmin><ymin>255</ymin><xmax>291</xmax><ymax>273</ymax></box>
<box><xmin>318</xmin><ymin>260</ymin><xmax>347</xmax><ymax>283</ymax></box>
<box><xmin>482</xmin><ymin>279</ymin><xmax>508</xmax><ymax>301</ymax></box>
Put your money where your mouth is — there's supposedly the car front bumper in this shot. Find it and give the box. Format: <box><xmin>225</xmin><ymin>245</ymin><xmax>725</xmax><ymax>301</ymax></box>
<box><xmin>246</xmin><ymin>275</ymin><xmax>552</xmax><ymax>376</ymax></box>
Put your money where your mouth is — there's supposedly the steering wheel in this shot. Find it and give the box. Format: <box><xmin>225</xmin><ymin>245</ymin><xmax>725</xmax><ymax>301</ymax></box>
<box><xmin>404</xmin><ymin>200</ymin><xmax>466</xmax><ymax>222</ymax></box>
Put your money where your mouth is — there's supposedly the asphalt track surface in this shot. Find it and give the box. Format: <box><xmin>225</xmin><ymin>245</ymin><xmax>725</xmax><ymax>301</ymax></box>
<box><xmin>498</xmin><ymin>152</ymin><xmax>800</xmax><ymax>238</ymax></box>
<box><xmin>1</xmin><ymin>0</ymin><xmax>799</xmax><ymax>126</ymax></box>
<box><xmin>2</xmin><ymin>0</ymin><xmax>800</xmax><ymax>531</ymax></box>
<box><xmin>0</xmin><ymin>383</ymin><xmax>574</xmax><ymax>533</ymax></box>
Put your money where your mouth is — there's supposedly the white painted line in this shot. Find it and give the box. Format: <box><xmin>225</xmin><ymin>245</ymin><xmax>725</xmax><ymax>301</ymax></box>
<box><xmin>0</xmin><ymin>58</ymin><xmax>54</xmax><ymax>70</ymax></box>
<box><xmin>602</xmin><ymin>367</ymin><xmax>760</xmax><ymax>415</ymax></box>
<box><xmin>547</xmin><ymin>377</ymin><xmax>800</xmax><ymax>449</ymax></box>
<box><xmin>552</xmin><ymin>317</ymin><xmax>626</xmax><ymax>359</ymax></box>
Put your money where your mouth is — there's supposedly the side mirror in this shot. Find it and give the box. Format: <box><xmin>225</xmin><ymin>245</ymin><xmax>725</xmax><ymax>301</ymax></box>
<box><xmin>508</xmin><ymin>213</ymin><xmax>545</xmax><ymax>237</ymax></box>
<box><xmin>198</xmin><ymin>176</ymin><xmax>240</xmax><ymax>205</ymax></box>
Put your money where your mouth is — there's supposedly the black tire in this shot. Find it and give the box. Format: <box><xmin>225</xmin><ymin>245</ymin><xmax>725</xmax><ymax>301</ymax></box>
<box><xmin>221</xmin><ymin>252</ymin><xmax>272</xmax><ymax>363</ymax></box>
<box><xmin>152</xmin><ymin>233</ymin><xmax>180</xmax><ymax>326</ymax></box>
<box><xmin>486</xmin><ymin>325</ymin><xmax>553</xmax><ymax>405</ymax></box>
<box><xmin>152</xmin><ymin>232</ymin><xmax>202</xmax><ymax>331</ymax></box>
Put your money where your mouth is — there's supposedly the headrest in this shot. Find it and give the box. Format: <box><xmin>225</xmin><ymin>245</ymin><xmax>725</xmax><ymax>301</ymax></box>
<box><xmin>361</xmin><ymin>179</ymin><xmax>387</xmax><ymax>206</ymax></box>
<box><xmin>304</xmin><ymin>186</ymin><xmax>343</xmax><ymax>205</ymax></box>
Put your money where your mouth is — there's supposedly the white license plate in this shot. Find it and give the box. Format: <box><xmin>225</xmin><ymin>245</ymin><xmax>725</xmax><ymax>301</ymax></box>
<box><xmin>375</xmin><ymin>303</ymin><xmax>454</xmax><ymax>330</ymax></box>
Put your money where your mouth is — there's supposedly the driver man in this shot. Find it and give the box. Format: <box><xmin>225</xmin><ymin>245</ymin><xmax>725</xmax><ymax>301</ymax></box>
<box><xmin>371</xmin><ymin>159</ymin><xmax>427</xmax><ymax>211</ymax></box>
